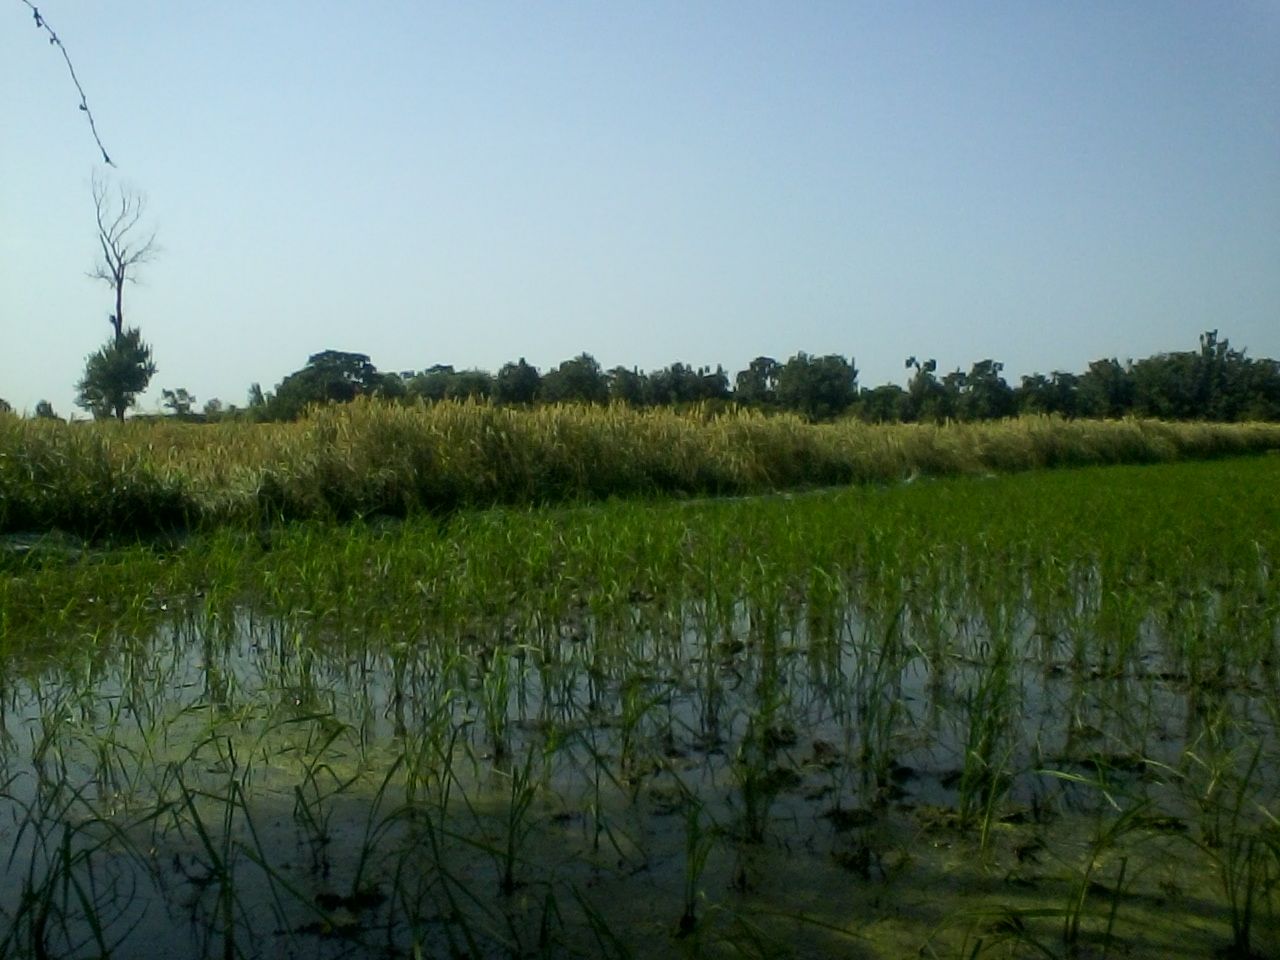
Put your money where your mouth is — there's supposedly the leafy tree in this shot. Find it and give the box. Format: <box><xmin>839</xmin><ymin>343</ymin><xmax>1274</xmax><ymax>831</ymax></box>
<box><xmin>408</xmin><ymin>365</ymin><xmax>455</xmax><ymax>402</ymax></box>
<box><xmin>1078</xmin><ymin>358</ymin><xmax>1134</xmax><ymax>418</ymax></box>
<box><xmin>775</xmin><ymin>353</ymin><xmax>858</xmax><ymax>421</ymax></box>
<box><xmin>247</xmin><ymin>382</ymin><xmax>268</xmax><ymax>410</ymax></box>
<box><xmin>378</xmin><ymin>372</ymin><xmax>409</xmax><ymax>401</ymax></box>
<box><xmin>449</xmin><ymin>369</ymin><xmax>494</xmax><ymax>400</ymax></box>
<box><xmin>407</xmin><ymin>365</ymin><xmax>493</xmax><ymax>402</ymax></box>
<box><xmin>607</xmin><ymin>366</ymin><xmax>647</xmax><ymax>405</ymax></box>
<box><xmin>539</xmin><ymin>353</ymin><xmax>608</xmax><ymax>404</ymax></box>
<box><xmin>270</xmin><ymin>350</ymin><xmax>384</xmax><ymax>419</ymax></box>
<box><xmin>696</xmin><ymin>365</ymin><xmax>732</xmax><ymax>403</ymax></box>
<box><xmin>734</xmin><ymin>357</ymin><xmax>781</xmax><ymax>406</ymax></box>
<box><xmin>1017</xmin><ymin>372</ymin><xmax>1080</xmax><ymax>417</ymax></box>
<box><xmin>1130</xmin><ymin>352</ymin><xmax>1198</xmax><ymax>419</ymax></box>
<box><xmin>646</xmin><ymin>363</ymin><xmax>730</xmax><ymax>406</ymax></box>
<box><xmin>1126</xmin><ymin>331</ymin><xmax>1279</xmax><ymax>422</ymax></box>
<box><xmin>34</xmin><ymin>400</ymin><xmax>60</xmax><ymax>419</ymax></box>
<box><xmin>1239</xmin><ymin>356</ymin><xmax>1280</xmax><ymax>421</ymax></box>
<box><xmin>0</xmin><ymin>398</ymin><xmax>11</xmax><ymax>415</ymax></box>
<box><xmin>495</xmin><ymin>358</ymin><xmax>541</xmax><ymax>405</ymax></box>
<box><xmin>856</xmin><ymin>383</ymin><xmax>907</xmax><ymax>423</ymax></box>
<box><xmin>74</xmin><ymin>175</ymin><xmax>161</xmax><ymax>423</ymax></box>
<box><xmin>646</xmin><ymin>364</ymin><xmax>687</xmax><ymax>406</ymax></box>
<box><xmin>161</xmin><ymin>387</ymin><xmax>196</xmax><ymax>417</ymax></box>
<box><xmin>75</xmin><ymin>327</ymin><xmax>157</xmax><ymax>420</ymax></box>
<box><xmin>955</xmin><ymin>359</ymin><xmax>1017</xmax><ymax>421</ymax></box>
<box><xmin>899</xmin><ymin>357</ymin><xmax>954</xmax><ymax>423</ymax></box>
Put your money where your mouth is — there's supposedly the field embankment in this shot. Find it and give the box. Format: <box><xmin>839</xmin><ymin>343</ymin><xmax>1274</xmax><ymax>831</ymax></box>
<box><xmin>3</xmin><ymin>400</ymin><xmax>1280</xmax><ymax>537</ymax></box>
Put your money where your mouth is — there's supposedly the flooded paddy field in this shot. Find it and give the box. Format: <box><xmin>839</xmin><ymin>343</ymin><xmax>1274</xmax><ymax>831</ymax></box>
<box><xmin>1</xmin><ymin>456</ymin><xmax>1278</xmax><ymax>958</ymax></box>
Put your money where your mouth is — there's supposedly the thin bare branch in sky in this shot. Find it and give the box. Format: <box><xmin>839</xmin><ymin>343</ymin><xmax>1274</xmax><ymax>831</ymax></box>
<box><xmin>90</xmin><ymin>173</ymin><xmax>158</xmax><ymax>340</ymax></box>
<box><xmin>20</xmin><ymin>0</ymin><xmax>113</xmax><ymax>165</ymax></box>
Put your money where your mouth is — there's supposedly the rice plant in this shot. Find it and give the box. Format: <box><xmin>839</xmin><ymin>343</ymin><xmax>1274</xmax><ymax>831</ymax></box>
<box><xmin>0</xmin><ymin>455</ymin><xmax>1278</xmax><ymax>957</ymax></box>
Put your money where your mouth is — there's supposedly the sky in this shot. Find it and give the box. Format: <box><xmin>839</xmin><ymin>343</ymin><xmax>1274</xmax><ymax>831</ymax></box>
<box><xmin>2</xmin><ymin>1</ymin><xmax>1278</xmax><ymax>416</ymax></box>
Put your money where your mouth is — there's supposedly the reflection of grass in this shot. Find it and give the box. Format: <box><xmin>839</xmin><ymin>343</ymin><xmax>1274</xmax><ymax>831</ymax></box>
<box><xmin>0</xmin><ymin>773</ymin><xmax>149</xmax><ymax>959</ymax></box>
<box><xmin>1</xmin><ymin>456</ymin><xmax>1279</xmax><ymax>957</ymax></box>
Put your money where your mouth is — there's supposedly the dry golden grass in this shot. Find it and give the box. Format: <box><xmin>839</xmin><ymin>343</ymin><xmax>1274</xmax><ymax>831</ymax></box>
<box><xmin>3</xmin><ymin>400</ymin><xmax>1279</xmax><ymax>536</ymax></box>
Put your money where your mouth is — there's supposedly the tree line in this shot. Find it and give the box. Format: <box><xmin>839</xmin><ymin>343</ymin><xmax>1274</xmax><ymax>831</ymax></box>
<box><xmin>5</xmin><ymin>175</ymin><xmax>1276</xmax><ymax>427</ymax></box>
<box><xmin>164</xmin><ymin>329</ymin><xmax>1279</xmax><ymax>425</ymax></box>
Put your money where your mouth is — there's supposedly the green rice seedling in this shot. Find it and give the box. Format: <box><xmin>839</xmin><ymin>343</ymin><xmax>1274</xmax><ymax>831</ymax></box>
<box><xmin>1101</xmin><ymin>855</ymin><xmax>1130</xmax><ymax>959</ymax></box>
<box><xmin>2</xmin><ymin>454</ymin><xmax>1280</xmax><ymax>957</ymax></box>
<box><xmin>956</xmin><ymin>635</ymin><xmax>1016</xmax><ymax>845</ymax></box>
<box><xmin>398</xmin><ymin>690</ymin><xmax>459</xmax><ymax>807</ymax></box>
<box><xmin>390</xmin><ymin>795</ymin><xmax>494</xmax><ymax>960</ymax></box>
<box><xmin>162</xmin><ymin>734</ymin><xmax>270</xmax><ymax>960</ymax></box>
<box><xmin>479</xmin><ymin>644</ymin><xmax>512</xmax><ymax>763</ymax></box>
<box><xmin>676</xmin><ymin>789</ymin><xmax>716</xmax><ymax>937</ymax></box>
<box><xmin>945</xmin><ymin>847</ymin><xmax>1134</xmax><ymax>958</ymax></box>
<box><xmin>447</xmin><ymin>738</ymin><xmax>546</xmax><ymax>900</ymax></box>
<box><xmin>291</xmin><ymin>716</ymin><xmax>359</xmax><ymax>875</ymax></box>
<box><xmin>732</xmin><ymin>701</ymin><xmax>789</xmax><ymax>845</ymax></box>
<box><xmin>570</xmin><ymin>883</ymin><xmax>634</xmax><ymax>960</ymax></box>
<box><xmin>941</xmin><ymin>906</ymin><xmax>1067</xmax><ymax>959</ymax></box>
<box><xmin>616</xmin><ymin>674</ymin><xmax>666</xmax><ymax>781</ymax></box>
<box><xmin>566</xmin><ymin>725</ymin><xmax>641</xmax><ymax>864</ymax></box>
<box><xmin>1039</xmin><ymin>769</ymin><xmax>1151</xmax><ymax>954</ymax></box>
<box><xmin>850</xmin><ymin>606</ymin><xmax>908</xmax><ymax>809</ymax></box>
<box><xmin>496</xmin><ymin>741</ymin><xmax>543</xmax><ymax>896</ymax></box>
<box><xmin>1181</xmin><ymin>735</ymin><xmax>1279</xmax><ymax>958</ymax></box>
<box><xmin>678</xmin><ymin>901</ymin><xmax>798</xmax><ymax>960</ymax></box>
<box><xmin>1218</xmin><ymin>834</ymin><xmax>1273</xmax><ymax>960</ymax></box>
<box><xmin>326</xmin><ymin>754</ymin><xmax>405</xmax><ymax>932</ymax></box>
<box><xmin>532</xmin><ymin>884</ymin><xmax>565</xmax><ymax>959</ymax></box>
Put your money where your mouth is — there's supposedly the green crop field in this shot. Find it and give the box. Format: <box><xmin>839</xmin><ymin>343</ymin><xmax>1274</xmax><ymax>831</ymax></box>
<box><xmin>1</xmin><ymin>452</ymin><xmax>1279</xmax><ymax>958</ymax></box>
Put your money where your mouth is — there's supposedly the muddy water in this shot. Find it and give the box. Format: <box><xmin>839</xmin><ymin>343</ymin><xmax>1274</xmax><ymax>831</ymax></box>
<box><xmin>1</xmin><ymin>586</ymin><xmax>1277</xmax><ymax>959</ymax></box>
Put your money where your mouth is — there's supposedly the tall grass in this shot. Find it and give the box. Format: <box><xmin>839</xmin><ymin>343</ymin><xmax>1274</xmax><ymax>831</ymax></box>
<box><xmin>4</xmin><ymin>401</ymin><xmax>1280</xmax><ymax>537</ymax></box>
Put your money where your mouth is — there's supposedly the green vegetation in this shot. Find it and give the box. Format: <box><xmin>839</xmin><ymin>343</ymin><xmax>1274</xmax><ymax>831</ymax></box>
<box><xmin>197</xmin><ymin>330</ymin><xmax>1280</xmax><ymax>425</ymax></box>
<box><xmin>1</xmin><ymin>456</ymin><xmax>1278</xmax><ymax>957</ymax></box>
<box><xmin>4</xmin><ymin>400</ymin><xmax>1280</xmax><ymax>539</ymax></box>
<box><xmin>74</xmin><ymin>175</ymin><xmax>159</xmax><ymax>422</ymax></box>
<box><xmin>74</xmin><ymin>326</ymin><xmax>157</xmax><ymax>422</ymax></box>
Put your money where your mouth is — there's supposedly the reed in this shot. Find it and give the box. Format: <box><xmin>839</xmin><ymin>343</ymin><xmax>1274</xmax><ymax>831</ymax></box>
<box><xmin>4</xmin><ymin>401</ymin><xmax>1280</xmax><ymax>538</ymax></box>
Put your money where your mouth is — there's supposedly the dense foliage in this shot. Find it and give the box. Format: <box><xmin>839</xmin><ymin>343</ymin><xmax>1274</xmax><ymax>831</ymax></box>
<box><xmin>2</xmin><ymin>402</ymin><xmax>1279</xmax><ymax>539</ymax></box>
<box><xmin>197</xmin><ymin>330</ymin><xmax>1280</xmax><ymax>425</ymax></box>
<box><xmin>73</xmin><ymin>326</ymin><xmax>157</xmax><ymax>421</ymax></box>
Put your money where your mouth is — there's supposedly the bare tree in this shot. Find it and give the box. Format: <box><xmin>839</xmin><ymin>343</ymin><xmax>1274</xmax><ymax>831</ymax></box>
<box><xmin>89</xmin><ymin>173</ymin><xmax>157</xmax><ymax>340</ymax></box>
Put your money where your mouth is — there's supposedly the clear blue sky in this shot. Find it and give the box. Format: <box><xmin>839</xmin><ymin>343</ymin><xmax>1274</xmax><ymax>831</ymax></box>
<box><xmin>3</xmin><ymin>1</ymin><xmax>1277</xmax><ymax>416</ymax></box>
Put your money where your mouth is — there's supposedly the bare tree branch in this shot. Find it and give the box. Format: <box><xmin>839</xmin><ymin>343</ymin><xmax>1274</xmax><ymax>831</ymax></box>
<box><xmin>20</xmin><ymin>0</ymin><xmax>113</xmax><ymax>165</ymax></box>
<box><xmin>89</xmin><ymin>173</ymin><xmax>158</xmax><ymax>340</ymax></box>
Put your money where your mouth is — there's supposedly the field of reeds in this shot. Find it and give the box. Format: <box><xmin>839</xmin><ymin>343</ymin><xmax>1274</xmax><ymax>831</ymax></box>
<box><xmin>2</xmin><ymin>454</ymin><xmax>1279</xmax><ymax>958</ymax></box>
<box><xmin>4</xmin><ymin>400</ymin><xmax>1280</xmax><ymax>537</ymax></box>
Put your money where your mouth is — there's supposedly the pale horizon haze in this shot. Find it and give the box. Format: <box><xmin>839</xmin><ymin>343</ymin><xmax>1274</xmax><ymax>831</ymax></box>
<box><xmin>3</xmin><ymin>2</ymin><xmax>1278</xmax><ymax>416</ymax></box>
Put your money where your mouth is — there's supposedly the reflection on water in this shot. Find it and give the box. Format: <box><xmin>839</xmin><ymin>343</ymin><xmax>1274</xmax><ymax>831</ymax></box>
<box><xmin>1</xmin><ymin>568</ymin><xmax>1277</xmax><ymax>959</ymax></box>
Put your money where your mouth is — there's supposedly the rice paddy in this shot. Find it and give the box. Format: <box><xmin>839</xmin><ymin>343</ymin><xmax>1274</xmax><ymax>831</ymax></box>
<box><xmin>2</xmin><ymin>454</ymin><xmax>1279</xmax><ymax>958</ymax></box>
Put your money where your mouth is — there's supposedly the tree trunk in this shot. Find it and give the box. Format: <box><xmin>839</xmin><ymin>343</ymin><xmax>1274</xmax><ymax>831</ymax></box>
<box><xmin>112</xmin><ymin>280</ymin><xmax>124</xmax><ymax>341</ymax></box>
